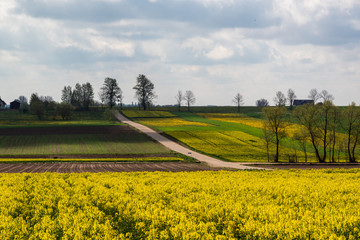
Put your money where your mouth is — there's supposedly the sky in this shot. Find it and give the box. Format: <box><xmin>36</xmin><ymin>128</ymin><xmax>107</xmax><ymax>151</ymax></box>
<box><xmin>1</xmin><ymin>0</ymin><xmax>360</xmax><ymax>106</ymax></box>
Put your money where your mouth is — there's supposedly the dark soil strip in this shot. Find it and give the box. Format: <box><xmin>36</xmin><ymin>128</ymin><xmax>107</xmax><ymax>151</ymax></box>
<box><xmin>0</xmin><ymin>162</ymin><xmax>216</xmax><ymax>173</ymax></box>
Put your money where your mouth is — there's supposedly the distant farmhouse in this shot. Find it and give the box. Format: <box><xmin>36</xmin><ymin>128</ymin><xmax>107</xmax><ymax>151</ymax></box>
<box><xmin>293</xmin><ymin>99</ymin><xmax>314</xmax><ymax>106</ymax></box>
<box><xmin>10</xmin><ymin>100</ymin><xmax>21</xmax><ymax>110</ymax></box>
<box><xmin>0</xmin><ymin>97</ymin><xmax>6</xmax><ymax>110</ymax></box>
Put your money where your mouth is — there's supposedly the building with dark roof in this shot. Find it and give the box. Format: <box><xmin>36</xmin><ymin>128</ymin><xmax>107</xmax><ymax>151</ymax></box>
<box><xmin>293</xmin><ymin>99</ymin><xmax>314</xmax><ymax>106</ymax></box>
<box><xmin>0</xmin><ymin>98</ymin><xmax>6</xmax><ymax>109</ymax></box>
<box><xmin>10</xmin><ymin>100</ymin><xmax>21</xmax><ymax>110</ymax></box>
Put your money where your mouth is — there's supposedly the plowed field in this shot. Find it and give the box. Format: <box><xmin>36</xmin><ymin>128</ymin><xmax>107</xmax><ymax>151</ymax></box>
<box><xmin>0</xmin><ymin>162</ymin><xmax>214</xmax><ymax>173</ymax></box>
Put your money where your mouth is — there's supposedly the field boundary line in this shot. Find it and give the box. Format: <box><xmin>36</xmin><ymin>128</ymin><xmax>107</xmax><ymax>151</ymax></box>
<box><xmin>114</xmin><ymin>111</ymin><xmax>265</xmax><ymax>170</ymax></box>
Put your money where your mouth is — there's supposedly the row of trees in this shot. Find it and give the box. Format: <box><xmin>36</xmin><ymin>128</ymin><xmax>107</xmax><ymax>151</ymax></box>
<box><xmin>254</xmin><ymin>88</ymin><xmax>335</xmax><ymax>108</ymax></box>
<box><xmin>175</xmin><ymin>90</ymin><xmax>196</xmax><ymax>112</ymax></box>
<box><xmin>29</xmin><ymin>94</ymin><xmax>72</xmax><ymax>120</ymax></box>
<box><xmin>263</xmin><ymin>101</ymin><xmax>360</xmax><ymax>163</ymax></box>
<box><xmin>61</xmin><ymin>74</ymin><xmax>156</xmax><ymax>111</ymax></box>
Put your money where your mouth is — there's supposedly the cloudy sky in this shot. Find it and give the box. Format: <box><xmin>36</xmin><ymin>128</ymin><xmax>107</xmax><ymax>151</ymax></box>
<box><xmin>1</xmin><ymin>0</ymin><xmax>360</xmax><ymax>106</ymax></box>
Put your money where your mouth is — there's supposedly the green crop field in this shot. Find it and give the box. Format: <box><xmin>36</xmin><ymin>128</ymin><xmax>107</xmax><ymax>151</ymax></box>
<box><xmin>0</xmin><ymin>170</ymin><xmax>359</xmax><ymax>239</ymax></box>
<box><xmin>0</xmin><ymin>110</ymin><xmax>121</xmax><ymax>128</ymax></box>
<box><xmin>0</xmin><ymin>133</ymin><xmax>170</xmax><ymax>157</ymax></box>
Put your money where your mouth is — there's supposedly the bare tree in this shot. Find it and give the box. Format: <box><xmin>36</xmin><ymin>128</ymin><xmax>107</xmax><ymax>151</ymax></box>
<box><xmin>256</xmin><ymin>99</ymin><xmax>269</xmax><ymax>107</ymax></box>
<box><xmin>175</xmin><ymin>90</ymin><xmax>183</xmax><ymax>112</ymax></box>
<box><xmin>293</xmin><ymin>127</ymin><xmax>309</xmax><ymax>162</ymax></box>
<box><xmin>263</xmin><ymin>106</ymin><xmax>287</xmax><ymax>162</ymax></box>
<box><xmin>287</xmin><ymin>89</ymin><xmax>297</xmax><ymax>110</ymax></box>
<box><xmin>308</xmin><ymin>88</ymin><xmax>319</xmax><ymax>104</ymax></box>
<box><xmin>273</xmin><ymin>91</ymin><xmax>286</xmax><ymax>107</ymax></box>
<box><xmin>341</xmin><ymin>102</ymin><xmax>360</xmax><ymax>162</ymax></box>
<box><xmin>184</xmin><ymin>90</ymin><xmax>196</xmax><ymax>112</ymax></box>
<box><xmin>133</xmin><ymin>74</ymin><xmax>156</xmax><ymax>110</ymax></box>
<box><xmin>329</xmin><ymin>106</ymin><xmax>339</xmax><ymax>162</ymax></box>
<box><xmin>262</xmin><ymin>123</ymin><xmax>273</xmax><ymax>162</ymax></box>
<box><xmin>100</xmin><ymin>78</ymin><xmax>123</xmax><ymax>109</ymax></box>
<box><xmin>233</xmin><ymin>93</ymin><xmax>244</xmax><ymax>113</ymax></box>
<box><xmin>294</xmin><ymin>101</ymin><xmax>336</xmax><ymax>163</ymax></box>
<box><xmin>319</xmin><ymin>90</ymin><xmax>334</xmax><ymax>103</ymax></box>
<box><xmin>18</xmin><ymin>96</ymin><xmax>28</xmax><ymax>104</ymax></box>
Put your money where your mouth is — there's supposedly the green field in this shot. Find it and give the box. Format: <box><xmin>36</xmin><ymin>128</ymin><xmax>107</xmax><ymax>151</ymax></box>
<box><xmin>0</xmin><ymin>110</ymin><xmax>121</xmax><ymax>128</ymax></box>
<box><xmin>0</xmin><ymin>133</ymin><xmax>170</xmax><ymax>157</ymax></box>
<box><xmin>1</xmin><ymin>170</ymin><xmax>359</xmax><ymax>239</ymax></box>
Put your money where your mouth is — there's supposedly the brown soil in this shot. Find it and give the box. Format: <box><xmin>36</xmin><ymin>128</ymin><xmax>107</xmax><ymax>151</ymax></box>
<box><xmin>0</xmin><ymin>162</ymin><xmax>216</xmax><ymax>173</ymax></box>
<box><xmin>0</xmin><ymin>153</ymin><xmax>176</xmax><ymax>159</ymax></box>
<box><xmin>247</xmin><ymin>163</ymin><xmax>360</xmax><ymax>170</ymax></box>
<box><xmin>0</xmin><ymin>125</ymin><xmax>134</xmax><ymax>136</ymax></box>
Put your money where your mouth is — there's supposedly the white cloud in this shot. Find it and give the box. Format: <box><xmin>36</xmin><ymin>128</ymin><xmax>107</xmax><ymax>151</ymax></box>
<box><xmin>205</xmin><ymin>45</ymin><xmax>234</xmax><ymax>60</ymax></box>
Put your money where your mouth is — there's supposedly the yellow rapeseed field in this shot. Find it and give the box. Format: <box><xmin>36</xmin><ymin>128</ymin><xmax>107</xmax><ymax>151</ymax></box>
<box><xmin>1</xmin><ymin>170</ymin><xmax>360</xmax><ymax>239</ymax></box>
<box><xmin>198</xmin><ymin>113</ymin><xmax>266</xmax><ymax>129</ymax></box>
<box><xmin>138</xmin><ymin>118</ymin><xmax>212</xmax><ymax>127</ymax></box>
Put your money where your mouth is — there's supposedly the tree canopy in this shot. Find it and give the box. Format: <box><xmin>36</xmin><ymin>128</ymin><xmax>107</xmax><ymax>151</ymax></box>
<box><xmin>133</xmin><ymin>74</ymin><xmax>156</xmax><ymax>110</ymax></box>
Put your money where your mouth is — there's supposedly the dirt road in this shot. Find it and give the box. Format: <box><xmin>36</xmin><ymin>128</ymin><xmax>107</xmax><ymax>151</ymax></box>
<box><xmin>114</xmin><ymin>111</ymin><xmax>264</xmax><ymax>170</ymax></box>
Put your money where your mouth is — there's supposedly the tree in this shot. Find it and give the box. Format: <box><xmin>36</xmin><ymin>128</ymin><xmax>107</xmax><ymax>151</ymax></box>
<box><xmin>233</xmin><ymin>93</ymin><xmax>244</xmax><ymax>113</ymax></box>
<box><xmin>72</xmin><ymin>83</ymin><xmax>94</xmax><ymax>110</ymax></box>
<box><xmin>287</xmin><ymin>89</ymin><xmax>296</xmax><ymax>110</ymax></box>
<box><xmin>18</xmin><ymin>96</ymin><xmax>29</xmax><ymax>113</ymax></box>
<box><xmin>329</xmin><ymin>106</ymin><xmax>339</xmax><ymax>162</ymax></box>
<box><xmin>256</xmin><ymin>99</ymin><xmax>269</xmax><ymax>107</ymax></box>
<box><xmin>273</xmin><ymin>91</ymin><xmax>286</xmax><ymax>107</ymax></box>
<box><xmin>99</xmin><ymin>78</ymin><xmax>123</xmax><ymax>109</ymax></box>
<box><xmin>61</xmin><ymin>86</ymin><xmax>72</xmax><ymax>104</ymax></box>
<box><xmin>294</xmin><ymin>101</ymin><xmax>336</xmax><ymax>163</ymax></box>
<box><xmin>175</xmin><ymin>90</ymin><xmax>183</xmax><ymax>112</ymax></box>
<box><xmin>263</xmin><ymin>106</ymin><xmax>287</xmax><ymax>162</ymax></box>
<box><xmin>184</xmin><ymin>90</ymin><xmax>196</xmax><ymax>112</ymax></box>
<box><xmin>308</xmin><ymin>88</ymin><xmax>319</xmax><ymax>104</ymax></box>
<box><xmin>81</xmin><ymin>82</ymin><xmax>94</xmax><ymax>111</ymax></box>
<box><xmin>18</xmin><ymin>96</ymin><xmax>28</xmax><ymax>104</ymax></box>
<box><xmin>29</xmin><ymin>93</ymin><xmax>45</xmax><ymax>120</ymax></box>
<box><xmin>72</xmin><ymin>83</ymin><xmax>82</xmax><ymax>109</ymax></box>
<box><xmin>133</xmin><ymin>74</ymin><xmax>156</xmax><ymax>110</ymax></box>
<box><xmin>319</xmin><ymin>90</ymin><xmax>334</xmax><ymax>103</ymax></box>
<box><xmin>56</xmin><ymin>103</ymin><xmax>73</xmax><ymax>120</ymax></box>
<box><xmin>293</xmin><ymin>127</ymin><xmax>309</xmax><ymax>162</ymax></box>
<box><xmin>262</xmin><ymin>123</ymin><xmax>273</xmax><ymax>162</ymax></box>
<box><xmin>341</xmin><ymin>102</ymin><xmax>360</xmax><ymax>162</ymax></box>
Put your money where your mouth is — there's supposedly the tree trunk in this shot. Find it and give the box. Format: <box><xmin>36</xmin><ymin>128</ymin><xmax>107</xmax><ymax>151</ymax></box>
<box><xmin>275</xmin><ymin>136</ymin><xmax>279</xmax><ymax>162</ymax></box>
